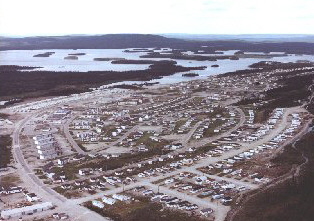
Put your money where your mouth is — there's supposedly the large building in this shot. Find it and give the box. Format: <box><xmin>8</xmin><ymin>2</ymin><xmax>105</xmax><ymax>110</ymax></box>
<box><xmin>1</xmin><ymin>202</ymin><xmax>53</xmax><ymax>219</ymax></box>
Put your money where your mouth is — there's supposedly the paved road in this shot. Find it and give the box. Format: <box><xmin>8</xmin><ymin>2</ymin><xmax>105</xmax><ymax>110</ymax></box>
<box><xmin>182</xmin><ymin>121</ymin><xmax>203</xmax><ymax>144</ymax></box>
<box><xmin>63</xmin><ymin>115</ymin><xmax>86</xmax><ymax>154</ymax></box>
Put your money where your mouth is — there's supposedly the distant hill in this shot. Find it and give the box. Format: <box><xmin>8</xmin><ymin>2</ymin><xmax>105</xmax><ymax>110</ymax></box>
<box><xmin>1</xmin><ymin>34</ymin><xmax>314</xmax><ymax>54</ymax></box>
<box><xmin>0</xmin><ymin>34</ymin><xmax>189</xmax><ymax>50</ymax></box>
<box><xmin>162</xmin><ymin>34</ymin><xmax>314</xmax><ymax>43</ymax></box>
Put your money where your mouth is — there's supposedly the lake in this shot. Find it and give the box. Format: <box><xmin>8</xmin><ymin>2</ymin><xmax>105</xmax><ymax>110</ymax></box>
<box><xmin>1</xmin><ymin>48</ymin><xmax>314</xmax><ymax>85</ymax></box>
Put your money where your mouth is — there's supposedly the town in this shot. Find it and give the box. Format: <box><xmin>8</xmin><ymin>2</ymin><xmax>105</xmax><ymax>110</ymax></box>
<box><xmin>1</xmin><ymin>63</ymin><xmax>313</xmax><ymax>221</ymax></box>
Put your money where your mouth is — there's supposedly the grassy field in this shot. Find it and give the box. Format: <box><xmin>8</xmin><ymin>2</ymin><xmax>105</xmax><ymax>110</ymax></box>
<box><xmin>0</xmin><ymin>135</ymin><xmax>12</xmax><ymax>168</ymax></box>
<box><xmin>0</xmin><ymin>113</ymin><xmax>10</xmax><ymax>119</ymax></box>
<box><xmin>0</xmin><ymin>174</ymin><xmax>21</xmax><ymax>188</ymax></box>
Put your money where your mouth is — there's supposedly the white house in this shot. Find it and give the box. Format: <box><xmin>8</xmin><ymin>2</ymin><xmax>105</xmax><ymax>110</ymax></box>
<box><xmin>112</xmin><ymin>194</ymin><xmax>131</xmax><ymax>201</ymax></box>
<box><xmin>25</xmin><ymin>193</ymin><xmax>40</xmax><ymax>202</ymax></box>
<box><xmin>92</xmin><ymin>200</ymin><xmax>104</xmax><ymax>208</ymax></box>
<box><xmin>102</xmin><ymin>196</ymin><xmax>116</xmax><ymax>205</ymax></box>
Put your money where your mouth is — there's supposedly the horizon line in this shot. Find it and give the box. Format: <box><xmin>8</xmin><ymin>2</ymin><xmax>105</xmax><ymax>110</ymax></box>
<box><xmin>1</xmin><ymin>33</ymin><xmax>314</xmax><ymax>38</ymax></box>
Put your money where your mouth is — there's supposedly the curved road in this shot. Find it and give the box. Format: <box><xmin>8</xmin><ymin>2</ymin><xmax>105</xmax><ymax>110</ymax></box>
<box><xmin>63</xmin><ymin>115</ymin><xmax>86</xmax><ymax>154</ymax></box>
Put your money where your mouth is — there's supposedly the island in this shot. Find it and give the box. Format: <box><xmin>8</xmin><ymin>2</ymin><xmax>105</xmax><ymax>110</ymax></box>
<box><xmin>124</xmin><ymin>49</ymin><xmax>154</xmax><ymax>53</ymax></box>
<box><xmin>140</xmin><ymin>52</ymin><xmax>236</xmax><ymax>61</ymax></box>
<box><xmin>33</xmin><ymin>52</ymin><xmax>55</xmax><ymax>57</ymax></box>
<box><xmin>93</xmin><ymin>57</ymin><xmax>125</xmax><ymax>61</ymax></box>
<box><xmin>64</xmin><ymin>56</ymin><xmax>78</xmax><ymax>60</ymax></box>
<box><xmin>111</xmin><ymin>59</ymin><xmax>172</xmax><ymax>64</ymax></box>
<box><xmin>182</xmin><ymin>73</ymin><xmax>199</xmax><ymax>77</ymax></box>
<box><xmin>68</xmin><ymin>53</ymin><xmax>86</xmax><ymax>56</ymax></box>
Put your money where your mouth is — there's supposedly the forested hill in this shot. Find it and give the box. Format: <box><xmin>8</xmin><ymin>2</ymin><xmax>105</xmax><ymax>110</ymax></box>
<box><xmin>1</xmin><ymin>34</ymin><xmax>314</xmax><ymax>54</ymax></box>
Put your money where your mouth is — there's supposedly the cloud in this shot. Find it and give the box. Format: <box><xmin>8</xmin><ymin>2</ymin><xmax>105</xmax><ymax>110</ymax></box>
<box><xmin>0</xmin><ymin>0</ymin><xmax>313</xmax><ymax>36</ymax></box>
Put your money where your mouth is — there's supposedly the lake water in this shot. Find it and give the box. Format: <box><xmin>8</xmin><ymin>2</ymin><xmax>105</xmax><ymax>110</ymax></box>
<box><xmin>0</xmin><ymin>48</ymin><xmax>314</xmax><ymax>85</ymax></box>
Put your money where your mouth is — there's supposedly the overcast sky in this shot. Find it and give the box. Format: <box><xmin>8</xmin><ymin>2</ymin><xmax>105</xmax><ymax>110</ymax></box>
<box><xmin>0</xmin><ymin>0</ymin><xmax>313</xmax><ymax>36</ymax></box>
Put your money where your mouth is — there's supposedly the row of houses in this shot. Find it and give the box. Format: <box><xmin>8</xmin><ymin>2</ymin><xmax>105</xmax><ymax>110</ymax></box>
<box><xmin>76</xmin><ymin>131</ymin><xmax>99</xmax><ymax>142</ymax></box>
<box><xmin>72</xmin><ymin>120</ymin><xmax>91</xmax><ymax>130</ymax></box>
<box><xmin>0</xmin><ymin>186</ymin><xmax>23</xmax><ymax>195</ymax></box>
<box><xmin>33</xmin><ymin>133</ymin><xmax>62</xmax><ymax>160</ymax></box>
<box><xmin>92</xmin><ymin>194</ymin><xmax>131</xmax><ymax>208</ymax></box>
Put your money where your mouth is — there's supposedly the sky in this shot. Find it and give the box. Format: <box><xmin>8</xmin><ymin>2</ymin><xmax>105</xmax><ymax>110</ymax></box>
<box><xmin>0</xmin><ymin>0</ymin><xmax>313</xmax><ymax>36</ymax></box>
